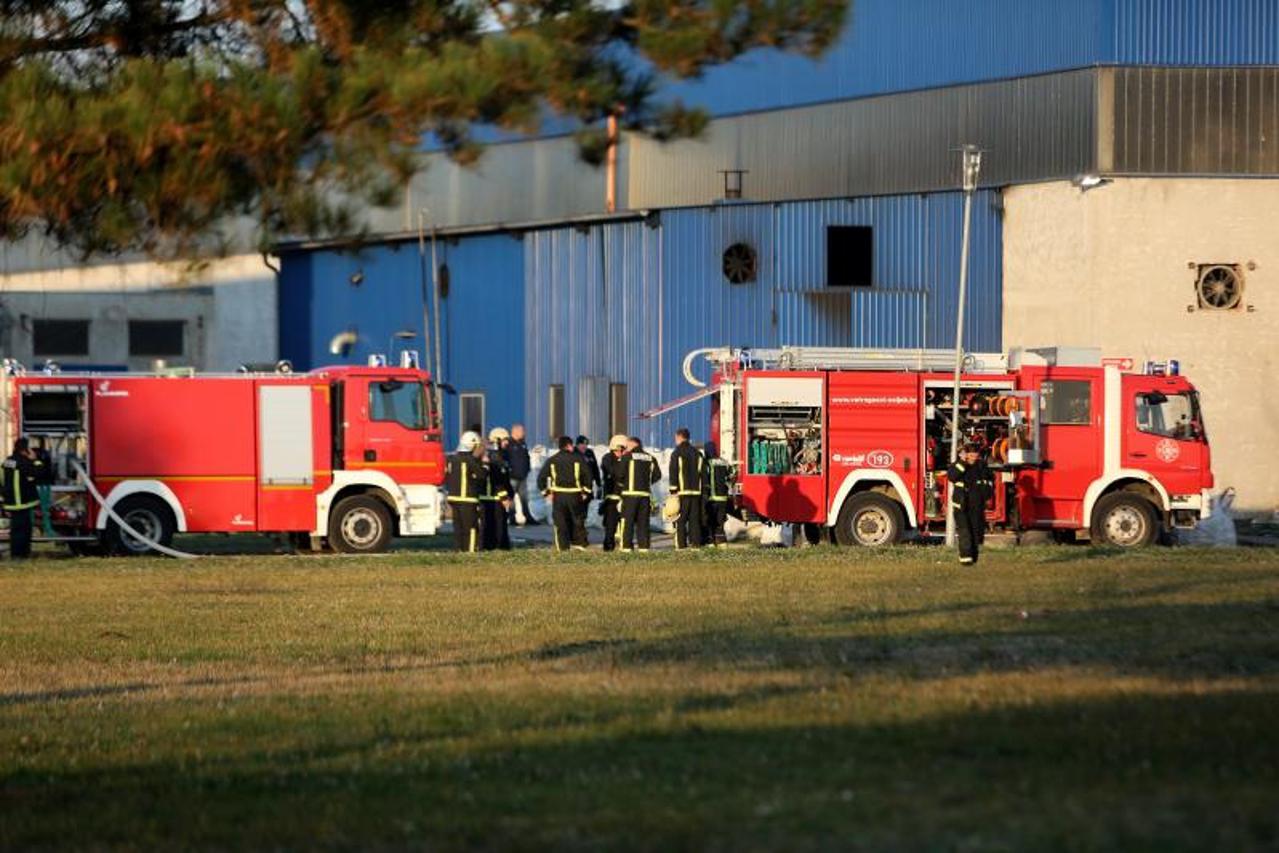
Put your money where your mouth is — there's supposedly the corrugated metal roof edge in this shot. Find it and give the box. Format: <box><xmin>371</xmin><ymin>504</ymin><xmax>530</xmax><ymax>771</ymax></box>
<box><xmin>273</xmin><ymin>185</ymin><xmax>1017</xmax><ymax>256</ymax></box>
<box><xmin>414</xmin><ymin>62</ymin><xmax>1279</xmax><ymax>153</ymax></box>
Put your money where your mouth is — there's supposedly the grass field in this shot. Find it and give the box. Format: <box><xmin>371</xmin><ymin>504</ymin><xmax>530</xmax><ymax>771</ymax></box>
<box><xmin>2</xmin><ymin>544</ymin><xmax>1278</xmax><ymax>850</ymax></box>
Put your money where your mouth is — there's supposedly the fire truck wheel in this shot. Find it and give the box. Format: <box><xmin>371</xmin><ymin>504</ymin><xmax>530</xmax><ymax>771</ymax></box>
<box><xmin>104</xmin><ymin>496</ymin><xmax>177</xmax><ymax>556</ymax></box>
<box><xmin>328</xmin><ymin>495</ymin><xmax>393</xmax><ymax>554</ymax></box>
<box><xmin>835</xmin><ymin>493</ymin><xmax>905</xmax><ymax>547</ymax></box>
<box><xmin>1090</xmin><ymin>493</ymin><xmax>1159</xmax><ymax>548</ymax></box>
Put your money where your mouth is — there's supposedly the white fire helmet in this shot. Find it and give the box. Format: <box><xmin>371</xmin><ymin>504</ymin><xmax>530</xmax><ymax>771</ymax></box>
<box><xmin>608</xmin><ymin>434</ymin><xmax>629</xmax><ymax>451</ymax></box>
<box><xmin>457</xmin><ymin>430</ymin><xmax>482</xmax><ymax>452</ymax></box>
<box><xmin>488</xmin><ymin>427</ymin><xmax>510</xmax><ymax>443</ymax></box>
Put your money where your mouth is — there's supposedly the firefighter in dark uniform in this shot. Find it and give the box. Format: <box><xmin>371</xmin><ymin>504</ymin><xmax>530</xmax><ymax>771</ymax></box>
<box><xmin>947</xmin><ymin>442</ymin><xmax>994</xmax><ymax>565</ymax></box>
<box><xmin>599</xmin><ymin>434</ymin><xmax>628</xmax><ymax>552</ymax></box>
<box><xmin>619</xmin><ymin>437</ymin><xmax>661</xmax><ymax>552</ymax></box>
<box><xmin>537</xmin><ymin>435</ymin><xmax>590</xmax><ymax>551</ymax></box>
<box><xmin>480</xmin><ymin>428</ymin><xmax>513</xmax><ymax>551</ymax></box>
<box><xmin>574</xmin><ymin>435</ymin><xmax>600</xmax><ymax>537</ymax></box>
<box><xmin>668</xmin><ymin>427</ymin><xmax>705</xmax><ymax>549</ymax></box>
<box><xmin>446</xmin><ymin>430</ymin><xmax>486</xmax><ymax>553</ymax></box>
<box><xmin>703</xmin><ymin>440</ymin><xmax>732</xmax><ymax>547</ymax></box>
<box><xmin>3</xmin><ymin>438</ymin><xmax>40</xmax><ymax>559</ymax></box>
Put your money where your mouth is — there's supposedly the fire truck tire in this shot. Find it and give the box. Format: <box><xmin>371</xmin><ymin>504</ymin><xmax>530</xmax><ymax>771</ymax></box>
<box><xmin>328</xmin><ymin>495</ymin><xmax>393</xmax><ymax>554</ymax></box>
<box><xmin>1090</xmin><ymin>493</ymin><xmax>1159</xmax><ymax>548</ymax></box>
<box><xmin>834</xmin><ymin>493</ymin><xmax>905</xmax><ymax>547</ymax></box>
<box><xmin>103</xmin><ymin>496</ymin><xmax>177</xmax><ymax>557</ymax></box>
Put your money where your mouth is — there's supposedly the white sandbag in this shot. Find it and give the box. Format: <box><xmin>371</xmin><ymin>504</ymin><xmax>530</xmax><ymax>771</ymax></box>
<box><xmin>757</xmin><ymin>522</ymin><xmax>794</xmax><ymax>547</ymax></box>
<box><xmin>722</xmin><ymin>513</ymin><xmax>749</xmax><ymax>542</ymax></box>
<box><xmin>1178</xmin><ymin>489</ymin><xmax>1237</xmax><ymax>547</ymax></box>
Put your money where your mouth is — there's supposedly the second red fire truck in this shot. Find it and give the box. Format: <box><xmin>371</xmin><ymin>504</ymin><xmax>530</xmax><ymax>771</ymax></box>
<box><xmin>669</xmin><ymin>346</ymin><xmax>1214</xmax><ymax>547</ymax></box>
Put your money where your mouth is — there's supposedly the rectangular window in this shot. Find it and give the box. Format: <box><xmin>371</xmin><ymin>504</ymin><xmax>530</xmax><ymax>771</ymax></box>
<box><xmin>609</xmin><ymin>383</ymin><xmax>628</xmax><ymax>440</ymax></box>
<box><xmin>826</xmin><ymin>225</ymin><xmax>874</xmax><ymax>288</ymax></box>
<box><xmin>459</xmin><ymin>393</ymin><xmax>485</xmax><ymax>438</ymax></box>
<box><xmin>1135</xmin><ymin>391</ymin><xmax>1203</xmax><ymax>441</ymax></box>
<box><xmin>1041</xmin><ymin>380</ymin><xmax>1092</xmax><ymax>425</ymax></box>
<box><xmin>33</xmin><ymin>319</ymin><xmax>90</xmax><ymax>357</ymax></box>
<box><xmin>370</xmin><ymin>380</ymin><xmax>427</xmax><ymax>430</ymax></box>
<box><xmin>548</xmin><ymin>384</ymin><xmax>565</xmax><ymax>442</ymax></box>
<box><xmin>128</xmin><ymin>320</ymin><xmax>185</xmax><ymax>357</ymax></box>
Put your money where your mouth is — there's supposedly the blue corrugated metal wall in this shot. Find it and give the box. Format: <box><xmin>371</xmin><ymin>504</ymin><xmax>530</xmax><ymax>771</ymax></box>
<box><xmin>277</xmin><ymin>233</ymin><xmax>524</xmax><ymax>449</ymax></box>
<box><xmin>523</xmin><ymin>192</ymin><xmax>1002</xmax><ymax>445</ymax></box>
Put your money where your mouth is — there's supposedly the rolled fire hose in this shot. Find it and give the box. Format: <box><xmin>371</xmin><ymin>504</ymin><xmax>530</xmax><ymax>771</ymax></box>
<box><xmin>71</xmin><ymin>460</ymin><xmax>199</xmax><ymax>560</ymax></box>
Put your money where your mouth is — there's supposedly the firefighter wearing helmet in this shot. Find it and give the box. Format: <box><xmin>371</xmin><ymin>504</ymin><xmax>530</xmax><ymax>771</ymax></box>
<box><xmin>599</xmin><ymin>434</ymin><xmax>629</xmax><ymax>551</ymax></box>
<box><xmin>947</xmin><ymin>442</ymin><xmax>994</xmax><ymax>565</ymax></box>
<box><xmin>480</xmin><ymin>428</ymin><xmax>513</xmax><ymax>550</ymax></box>
<box><xmin>446</xmin><ymin>430</ymin><xmax>487</xmax><ymax>552</ymax></box>
<box><xmin>619</xmin><ymin>437</ymin><xmax>661</xmax><ymax>552</ymax></box>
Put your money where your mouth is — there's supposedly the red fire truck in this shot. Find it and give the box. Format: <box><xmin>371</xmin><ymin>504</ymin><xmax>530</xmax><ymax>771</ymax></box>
<box><xmin>673</xmin><ymin>346</ymin><xmax>1214</xmax><ymax>547</ymax></box>
<box><xmin>0</xmin><ymin>355</ymin><xmax>446</xmax><ymax>555</ymax></box>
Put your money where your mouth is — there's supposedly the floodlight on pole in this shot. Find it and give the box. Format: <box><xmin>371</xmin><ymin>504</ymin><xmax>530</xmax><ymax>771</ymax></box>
<box><xmin>945</xmin><ymin>144</ymin><xmax>983</xmax><ymax>549</ymax></box>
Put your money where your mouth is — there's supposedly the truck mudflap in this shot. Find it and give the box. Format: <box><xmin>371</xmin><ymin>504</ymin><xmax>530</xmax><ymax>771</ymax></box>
<box><xmin>398</xmin><ymin>484</ymin><xmax>443</xmax><ymax>536</ymax></box>
<box><xmin>1169</xmin><ymin>488</ymin><xmax>1212</xmax><ymax>527</ymax></box>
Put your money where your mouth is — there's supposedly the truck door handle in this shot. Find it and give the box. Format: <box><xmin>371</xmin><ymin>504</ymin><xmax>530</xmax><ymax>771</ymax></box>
<box><xmin>364</xmin><ymin>449</ymin><xmax>377</xmax><ymax>462</ymax></box>
<box><xmin>1131</xmin><ymin>452</ymin><xmax>1147</xmax><ymax>458</ymax></box>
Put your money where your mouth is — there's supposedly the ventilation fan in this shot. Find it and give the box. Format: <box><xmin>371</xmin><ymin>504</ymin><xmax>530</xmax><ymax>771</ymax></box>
<box><xmin>722</xmin><ymin>243</ymin><xmax>758</xmax><ymax>284</ymax></box>
<box><xmin>1196</xmin><ymin>264</ymin><xmax>1243</xmax><ymax>310</ymax></box>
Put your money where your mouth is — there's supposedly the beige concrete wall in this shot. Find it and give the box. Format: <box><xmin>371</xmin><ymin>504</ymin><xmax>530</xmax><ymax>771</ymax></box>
<box><xmin>1003</xmin><ymin>178</ymin><xmax>1279</xmax><ymax>515</ymax></box>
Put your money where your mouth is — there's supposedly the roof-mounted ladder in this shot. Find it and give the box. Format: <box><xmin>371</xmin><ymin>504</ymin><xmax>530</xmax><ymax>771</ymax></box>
<box><xmin>683</xmin><ymin>347</ymin><xmax>1008</xmax><ymax>386</ymax></box>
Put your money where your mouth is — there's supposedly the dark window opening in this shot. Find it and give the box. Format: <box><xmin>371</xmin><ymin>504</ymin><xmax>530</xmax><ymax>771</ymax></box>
<box><xmin>548</xmin><ymin>384</ymin><xmax>565</xmax><ymax>443</ymax></box>
<box><xmin>827</xmin><ymin>225</ymin><xmax>874</xmax><ymax>288</ymax></box>
<box><xmin>609</xmin><ymin>383</ymin><xmax>628</xmax><ymax>439</ymax></box>
<box><xmin>459</xmin><ymin>393</ymin><xmax>485</xmax><ymax>438</ymax></box>
<box><xmin>129</xmin><ymin>320</ymin><xmax>185</xmax><ymax>357</ymax></box>
<box><xmin>33</xmin><ymin>319</ymin><xmax>90</xmax><ymax>357</ymax></box>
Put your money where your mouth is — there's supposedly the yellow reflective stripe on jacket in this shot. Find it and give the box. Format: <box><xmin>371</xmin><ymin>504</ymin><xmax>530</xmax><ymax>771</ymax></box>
<box><xmin>622</xmin><ymin>491</ymin><xmax>650</xmax><ymax>497</ymax></box>
<box><xmin>550</xmin><ymin>487</ymin><xmax>581</xmax><ymax>494</ymax></box>
<box><xmin>574</xmin><ymin>461</ymin><xmax>583</xmax><ymax>489</ymax></box>
<box><xmin>448</xmin><ymin>496</ymin><xmax>479</xmax><ymax>504</ymax></box>
<box><xmin>5</xmin><ymin>468</ymin><xmax>37</xmax><ymax>510</ymax></box>
<box><xmin>458</xmin><ymin>459</ymin><xmax>471</xmax><ymax>500</ymax></box>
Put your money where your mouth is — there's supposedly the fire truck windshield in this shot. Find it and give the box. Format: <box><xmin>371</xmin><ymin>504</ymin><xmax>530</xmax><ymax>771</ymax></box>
<box><xmin>1135</xmin><ymin>390</ymin><xmax>1205</xmax><ymax>442</ymax></box>
<box><xmin>370</xmin><ymin>380</ymin><xmax>427</xmax><ymax>430</ymax></box>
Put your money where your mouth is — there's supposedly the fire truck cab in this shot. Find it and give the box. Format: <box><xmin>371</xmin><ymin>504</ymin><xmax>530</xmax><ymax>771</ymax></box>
<box><xmin>0</xmin><ymin>355</ymin><xmax>447</xmax><ymax>555</ymax></box>
<box><xmin>684</xmin><ymin>346</ymin><xmax>1214</xmax><ymax>548</ymax></box>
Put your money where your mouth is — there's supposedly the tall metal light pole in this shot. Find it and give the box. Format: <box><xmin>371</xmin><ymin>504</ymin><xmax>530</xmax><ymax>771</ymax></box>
<box><xmin>945</xmin><ymin>144</ymin><xmax>983</xmax><ymax>547</ymax></box>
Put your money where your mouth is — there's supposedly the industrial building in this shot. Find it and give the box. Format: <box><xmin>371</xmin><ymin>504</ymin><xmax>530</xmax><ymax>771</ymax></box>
<box><xmin>3</xmin><ymin>0</ymin><xmax>1275</xmax><ymax>513</ymax></box>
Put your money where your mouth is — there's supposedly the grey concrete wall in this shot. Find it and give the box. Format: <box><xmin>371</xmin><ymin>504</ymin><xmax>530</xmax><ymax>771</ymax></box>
<box><xmin>0</xmin><ymin>254</ymin><xmax>277</xmax><ymax>371</ymax></box>
<box><xmin>1003</xmin><ymin>177</ymin><xmax>1279</xmax><ymax>515</ymax></box>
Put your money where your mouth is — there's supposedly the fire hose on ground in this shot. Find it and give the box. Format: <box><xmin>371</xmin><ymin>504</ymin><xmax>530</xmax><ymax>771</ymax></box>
<box><xmin>71</xmin><ymin>460</ymin><xmax>199</xmax><ymax>560</ymax></box>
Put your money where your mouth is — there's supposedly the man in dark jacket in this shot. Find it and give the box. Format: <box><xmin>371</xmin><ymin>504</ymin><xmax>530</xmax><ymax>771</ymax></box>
<box><xmin>703</xmin><ymin>440</ymin><xmax>732</xmax><ymax>547</ymax></box>
<box><xmin>32</xmin><ymin>438</ymin><xmax>55</xmax><ymax>537</ymax></box>
<box><xmin>3</xmin><ymin>438</ymin><xmax>40</xmax><ymax>559</ymax></box>
<box><xmin>599</xmin><ymin>434</ymin><xmax>628</xmax><ymax>552</ymax></box>
<box><xmin>574</xmin><ymin>434</ymin><xmax>601</xmax><ymax>533</ymax></box>
<box><xmin>619</xmin><ymin>437</ymin><xmax>661</xmax><ymax>552</ymax></box>
<box><xmin>480</xmin><ymin>429</ymin><xmax>513</xmax><ymax>551</ymax></box>
<box><xmin>446</xmin><ymin>431</ymin><xmax>487</xmax><ymax>553</ymax></box>
<box><xmin>537</xmin><ymin>435</ymin><xmax>590</xmax><ymax>552</ymax></box>
<box><xmin>947</xmin><ymin>443</ymin><xmax>994</xmax><ymax>565</ymax></box>
<box><xmin>503</xmin><ymin>423</ymin><xmax>533</xmax><ymax>525</ymax></box>
<box><xmin>668</xmin><ymin>427</ymin><xmax>705</xmax><ymax>549</ymax></box>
